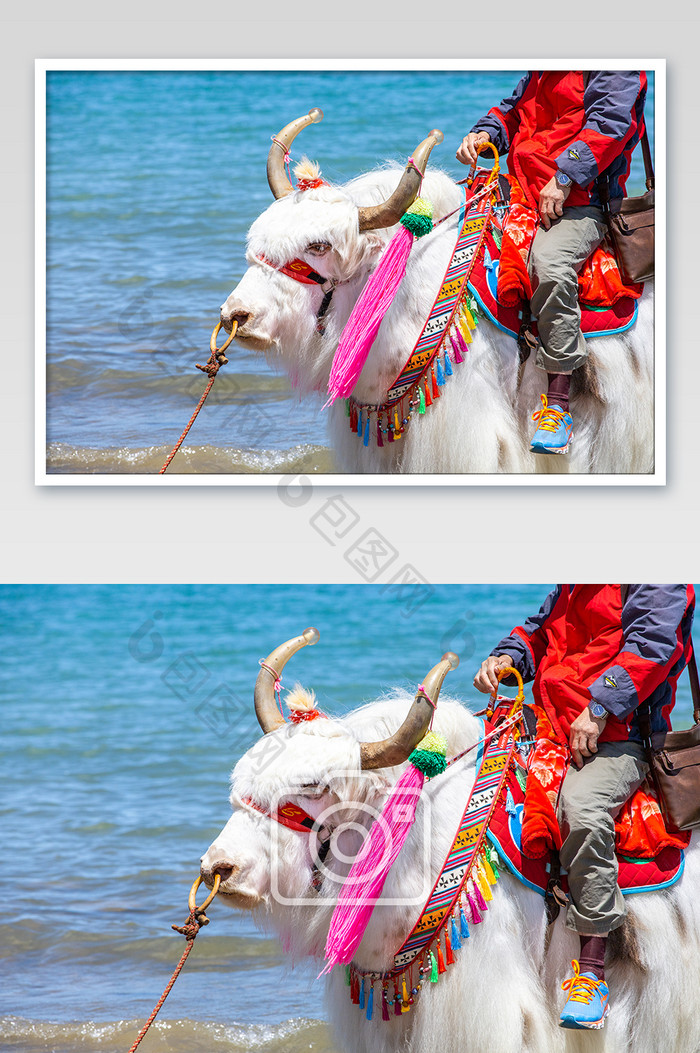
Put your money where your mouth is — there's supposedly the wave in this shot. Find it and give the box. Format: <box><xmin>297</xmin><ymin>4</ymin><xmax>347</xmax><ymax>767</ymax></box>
<box><xmin>47</xmin><ymin>361</ymin><xmax>293</xmax><ymax>402</ymax></box>
<box><xmin>45</xmin><ymin>443</ymin><xmax>337</xmax><ymax>475</ymax></box>
<box><xmin>0</xmin><ymin>1016</ymin><xmax>336</xmax><ymax>1053</ymax></box>
<box><xmin>0</xmin><ymin>921</ymin><xmax>286</xmax><ymax>969</ymax></box>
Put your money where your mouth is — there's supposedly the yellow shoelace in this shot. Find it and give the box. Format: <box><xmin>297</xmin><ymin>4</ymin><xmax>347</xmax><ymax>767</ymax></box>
<box><xmin>531</xmin><ymin>393</ymin><xmax>569</xmax><ymax>433</ymax></box>
<box><xmin>561</xmin><ymin>959</ymin><xmax>606</xmax><ymax>1005</ymax></box>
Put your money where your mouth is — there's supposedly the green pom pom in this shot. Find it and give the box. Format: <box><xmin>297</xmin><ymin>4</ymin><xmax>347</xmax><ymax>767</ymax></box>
<box><xmin>409</xmin><ymin>731</ymin><xmax>447</xmax><ymax>778</ymax></box>
<box><xmin>401</xmin><ymin>212</ymin><xmax>433</xmax><ymax>238</ymax></box>
<box><xmin>410</xmin><ymin>749</ymin><xmax>447</xmax><ymax>777</ymax></box>
<box><xmin>400</xmin><ymin>197</ymin><xmax>433</xmax><ymax>238</ymax></box>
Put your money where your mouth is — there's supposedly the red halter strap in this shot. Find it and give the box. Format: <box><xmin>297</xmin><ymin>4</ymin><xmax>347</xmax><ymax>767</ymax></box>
<box><xmin>256</xmin><ymin>254</ymin><xmax>328</xmax><ymax>286</ymax></box>
<box><xmin>255</xmin><ymin>254</ymin><xmax>337</xmax><ymax>335</ymax></box>
<box><xmin>242</xmin><ymin>795</ymin><xmax>318</xmax><ymax>833</ymax></box>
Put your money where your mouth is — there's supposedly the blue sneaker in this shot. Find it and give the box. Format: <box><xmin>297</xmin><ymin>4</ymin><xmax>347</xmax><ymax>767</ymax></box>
<box><xmin>530</xmin><ymin>394</ymin><xmax>573</xmax><ymax>454</ymax></box>
<box><xmin>559</xmin><ymin>960</ymin><xmax>610</xmax><ymax>1030</ymax></box>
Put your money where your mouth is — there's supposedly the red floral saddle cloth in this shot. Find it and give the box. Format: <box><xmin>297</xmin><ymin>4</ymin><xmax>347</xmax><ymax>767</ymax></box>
<box><xmin>487</xmin><ymin>756</ymin><xmax>687</xmax><ymax>897</ymax></box>
<box><xmin>468</xmin><ymin>219</ymin><xmax>641</xmax><ymax>343</ymax></box>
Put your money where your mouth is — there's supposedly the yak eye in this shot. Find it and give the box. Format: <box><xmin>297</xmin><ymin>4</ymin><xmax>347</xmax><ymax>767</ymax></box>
<box><xmin>306</xmin><ymin>242</ymin><xmax>331</xmax><ymax>257</ymax></box>
<box><xmin>293</xmin><ymin>783</ymin><xmax>328</xmax><ymax>799</ymax></box>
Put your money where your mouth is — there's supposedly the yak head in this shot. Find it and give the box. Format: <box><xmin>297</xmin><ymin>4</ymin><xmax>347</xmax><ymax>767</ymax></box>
<box><xmin>219</xmin><ymin>110</ymin><xmax>444</xmax><ymax>392</ymax></box>
<box><xmin>200</xmin><ymin>627</ymin><xmax>459</xmax><ymax>954</ymax></box>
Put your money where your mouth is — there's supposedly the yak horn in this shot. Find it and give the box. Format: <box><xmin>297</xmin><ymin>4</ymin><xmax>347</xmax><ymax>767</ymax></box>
<box><xmin>254</xmin><ymin>627</ymin><xmax>320</xmax><ymax>733</ymax></box>
<box><xmin>357</xmin><ymin>128</ymin><xmax>444</xmax><ymax>232</ymax></box>
<box><xmin>267</xmin><ymin>108</ymin><xmax>324</xmax><ymax>200</ymax></box>
<box><xmin>359</xmin><ymin>651</ymin><xmax>459</xmax><ymax>770</ymax></box>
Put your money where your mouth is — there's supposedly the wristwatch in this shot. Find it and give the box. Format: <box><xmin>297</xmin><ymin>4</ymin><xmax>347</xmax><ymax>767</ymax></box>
<box><xmin>555</xmin><ymin>169</ymin><xmax>573</xmax><ymax>188</ymax></box>
<box><xmin>589</xmin><ymin>699</ymin><xmax>608</xmax><ymax>720</ymax></box>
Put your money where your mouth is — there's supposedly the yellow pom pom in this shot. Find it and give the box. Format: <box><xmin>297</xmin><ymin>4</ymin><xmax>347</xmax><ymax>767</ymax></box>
<box><xmin>406</xmin><ymin>197</ymin><xmax>432</xmax><ymax>218</ymax></box>
<box><xmin>415</xmin><ymin>731</ymin><xmax>447</xmax><ymax>754</ymax></box>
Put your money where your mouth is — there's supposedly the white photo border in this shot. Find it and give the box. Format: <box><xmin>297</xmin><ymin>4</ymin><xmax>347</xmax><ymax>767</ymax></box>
<box><xmin>35</xmin><ymin>57</ymin><xmax>666</xmax><ymax>487</ymax></box>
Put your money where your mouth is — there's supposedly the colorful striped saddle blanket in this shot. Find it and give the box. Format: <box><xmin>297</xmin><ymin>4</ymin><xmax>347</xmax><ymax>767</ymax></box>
<box><xmin>487</xmin><ymin>757</ymin><xmax>686</xmax><ymax>898</ymax></box>
<box><xmin>468</xmin><ymin>205</ymin><xmax>641</xmax><ymax>343</ymax></box>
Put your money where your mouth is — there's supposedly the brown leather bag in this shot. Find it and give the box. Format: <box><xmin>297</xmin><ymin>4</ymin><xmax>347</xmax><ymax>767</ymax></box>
<box><xmin>598</xmin><ymin>128</ymin><xmax>654</xmax><ymax>284</ymax></box>
<box><xmin>639</xmin><ymin>647</ymin><xmax>700</xmax><ymax>832</ymax></box>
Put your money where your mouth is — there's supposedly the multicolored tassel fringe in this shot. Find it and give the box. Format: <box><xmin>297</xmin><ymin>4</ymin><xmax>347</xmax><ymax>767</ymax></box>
<box><xmin>346</xmin><ymin>283</ymin><xmax>482</xmax><ymax>447</ymax></box>
<box><xmin>343</xmin><ymin>842</ymin><xmax>501</xmax><ymax>1022</ymax></box>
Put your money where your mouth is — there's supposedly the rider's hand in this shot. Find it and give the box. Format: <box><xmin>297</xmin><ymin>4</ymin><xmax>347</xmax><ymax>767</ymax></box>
<box><xmin>457</xmin><ymin>131</ymin><xmax>491</xmax><ymax>166</ymax></box>
<box><xmin>538</xmin><ymin>176</ymin><xmax>571</xmax><ymax>230</ymax></box>
<box><xmin>474</xmin><ymin>654</ymin><xmax>516</xmax><ymax>695</ymax></box>
<box><xmin>569</xmin><ymin>705</ymin><xmax>608</xmax><ymax>769</ymax></box>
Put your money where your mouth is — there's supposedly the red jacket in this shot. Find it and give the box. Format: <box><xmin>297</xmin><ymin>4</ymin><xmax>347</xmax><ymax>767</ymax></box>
<box><xmin>492</xmin><ymin>585</ymin><xmax>695</xmax><ymax>747</ymax></box>
<box><xmin>472</xmin><ymin>71</ymin><xmax>648</xmax><ymax>211</ymax></box>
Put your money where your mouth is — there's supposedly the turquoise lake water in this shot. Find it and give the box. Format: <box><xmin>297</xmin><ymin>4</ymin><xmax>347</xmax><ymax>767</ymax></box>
<box><xmin>0</xmin><ymin>584</ymin><xmax>688</xmax><ymax>1052</ymax></box>
<box><xmin>44</xmin><ymin>69</ymin><xmax>655</xmax><ymax>474</ymax></box>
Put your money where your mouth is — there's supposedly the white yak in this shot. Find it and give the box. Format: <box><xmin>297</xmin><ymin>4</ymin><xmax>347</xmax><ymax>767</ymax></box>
<box><xmin>201</xmin><ymin>629</ymin><xmax>700</xmax><ymax>1053</ymax></box>
<box><xmin>220</xmin><ymin>110</ymin><xmax>654</xmax><ymax>475</ymax></box>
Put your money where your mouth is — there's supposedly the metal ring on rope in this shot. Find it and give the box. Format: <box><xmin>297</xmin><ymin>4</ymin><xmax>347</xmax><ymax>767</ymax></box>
<box><xmin>210</xmin><ymin>321</ymin><xmax>236</xmax><ymax>357</ymax></box>
<box><xmin>188</xmin><ymin>872</ymin><xmax>221</xmax><ymax>915</ymax></box>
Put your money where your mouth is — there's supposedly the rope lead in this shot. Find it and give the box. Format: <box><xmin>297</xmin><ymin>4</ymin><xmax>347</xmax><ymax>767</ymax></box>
<box><xmin>158</xmin><ymin>322</ymin><xmax>237</xmax><ymax>475</ymax></box>
<box><xmin>125</xmin><ymin>874</ymin><xmax>220</xmax><ymax>1052</ymax></box>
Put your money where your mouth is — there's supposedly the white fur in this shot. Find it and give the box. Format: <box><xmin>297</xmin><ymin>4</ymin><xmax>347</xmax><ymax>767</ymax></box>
<box><xmin>221</xmin><ymin>166</ymin><xmax>654</xmax><ymax>474</ymax></box>
<box><xmin>202</xmin><ymin>697</ymin><xmax>700</xmax><ymax>1052</ymax></box>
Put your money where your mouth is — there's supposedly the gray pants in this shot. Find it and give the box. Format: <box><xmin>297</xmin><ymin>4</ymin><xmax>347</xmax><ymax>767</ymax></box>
<box><xmin>528</xmin><ymin>206</ymin><xmax>607</xmax><ymax>374</ymax></box>
<box><xmin>556</xmin><ymin>740</ymin><xmax>649</xmax><ymax>935</ymax></box>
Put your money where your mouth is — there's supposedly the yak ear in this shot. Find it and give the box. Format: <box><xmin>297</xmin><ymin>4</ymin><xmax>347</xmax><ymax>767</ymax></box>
<box><xmin>350</xmin><ymin>227</ymin><xmax>386</xmax><ymax>271</ymax></box>
<box><xmin>328</xmin><ymin>226</ymin><xmax>384</xmax><ymax>286</ymax></box>
<box><xmin>360</xmin><ymin>229</ymin><xmax>385</xmax><ymax>251</ymax></box>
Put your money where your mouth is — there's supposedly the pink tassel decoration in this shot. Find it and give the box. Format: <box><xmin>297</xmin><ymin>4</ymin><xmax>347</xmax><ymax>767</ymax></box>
<box><xmin>472</xmin><ymin>880</ymin><xmax>487</xmax><ymax>913</ymax></box>
<box><xmin>449</xmin><ymin>331</ymin><xmax>465</xmax><ymax>364</ymax></box>
<box><xmin>467</xmin><ymin>891</ymin><xmax>482</xmax><ymax>923</ymax></box>
<box><xmin>324</xmin><ymin>199</ymin><xmax>433</xmax><ymax>407</ymax></box>
<box><xmin>322</xmin><ymin>731</ymin><xmax>446</xmax><ymax>974</ymax></box>
<box><xmin>322</xmin><ymin>762</ymin><xmax>425</xmax><ymax>972</ymax></box>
